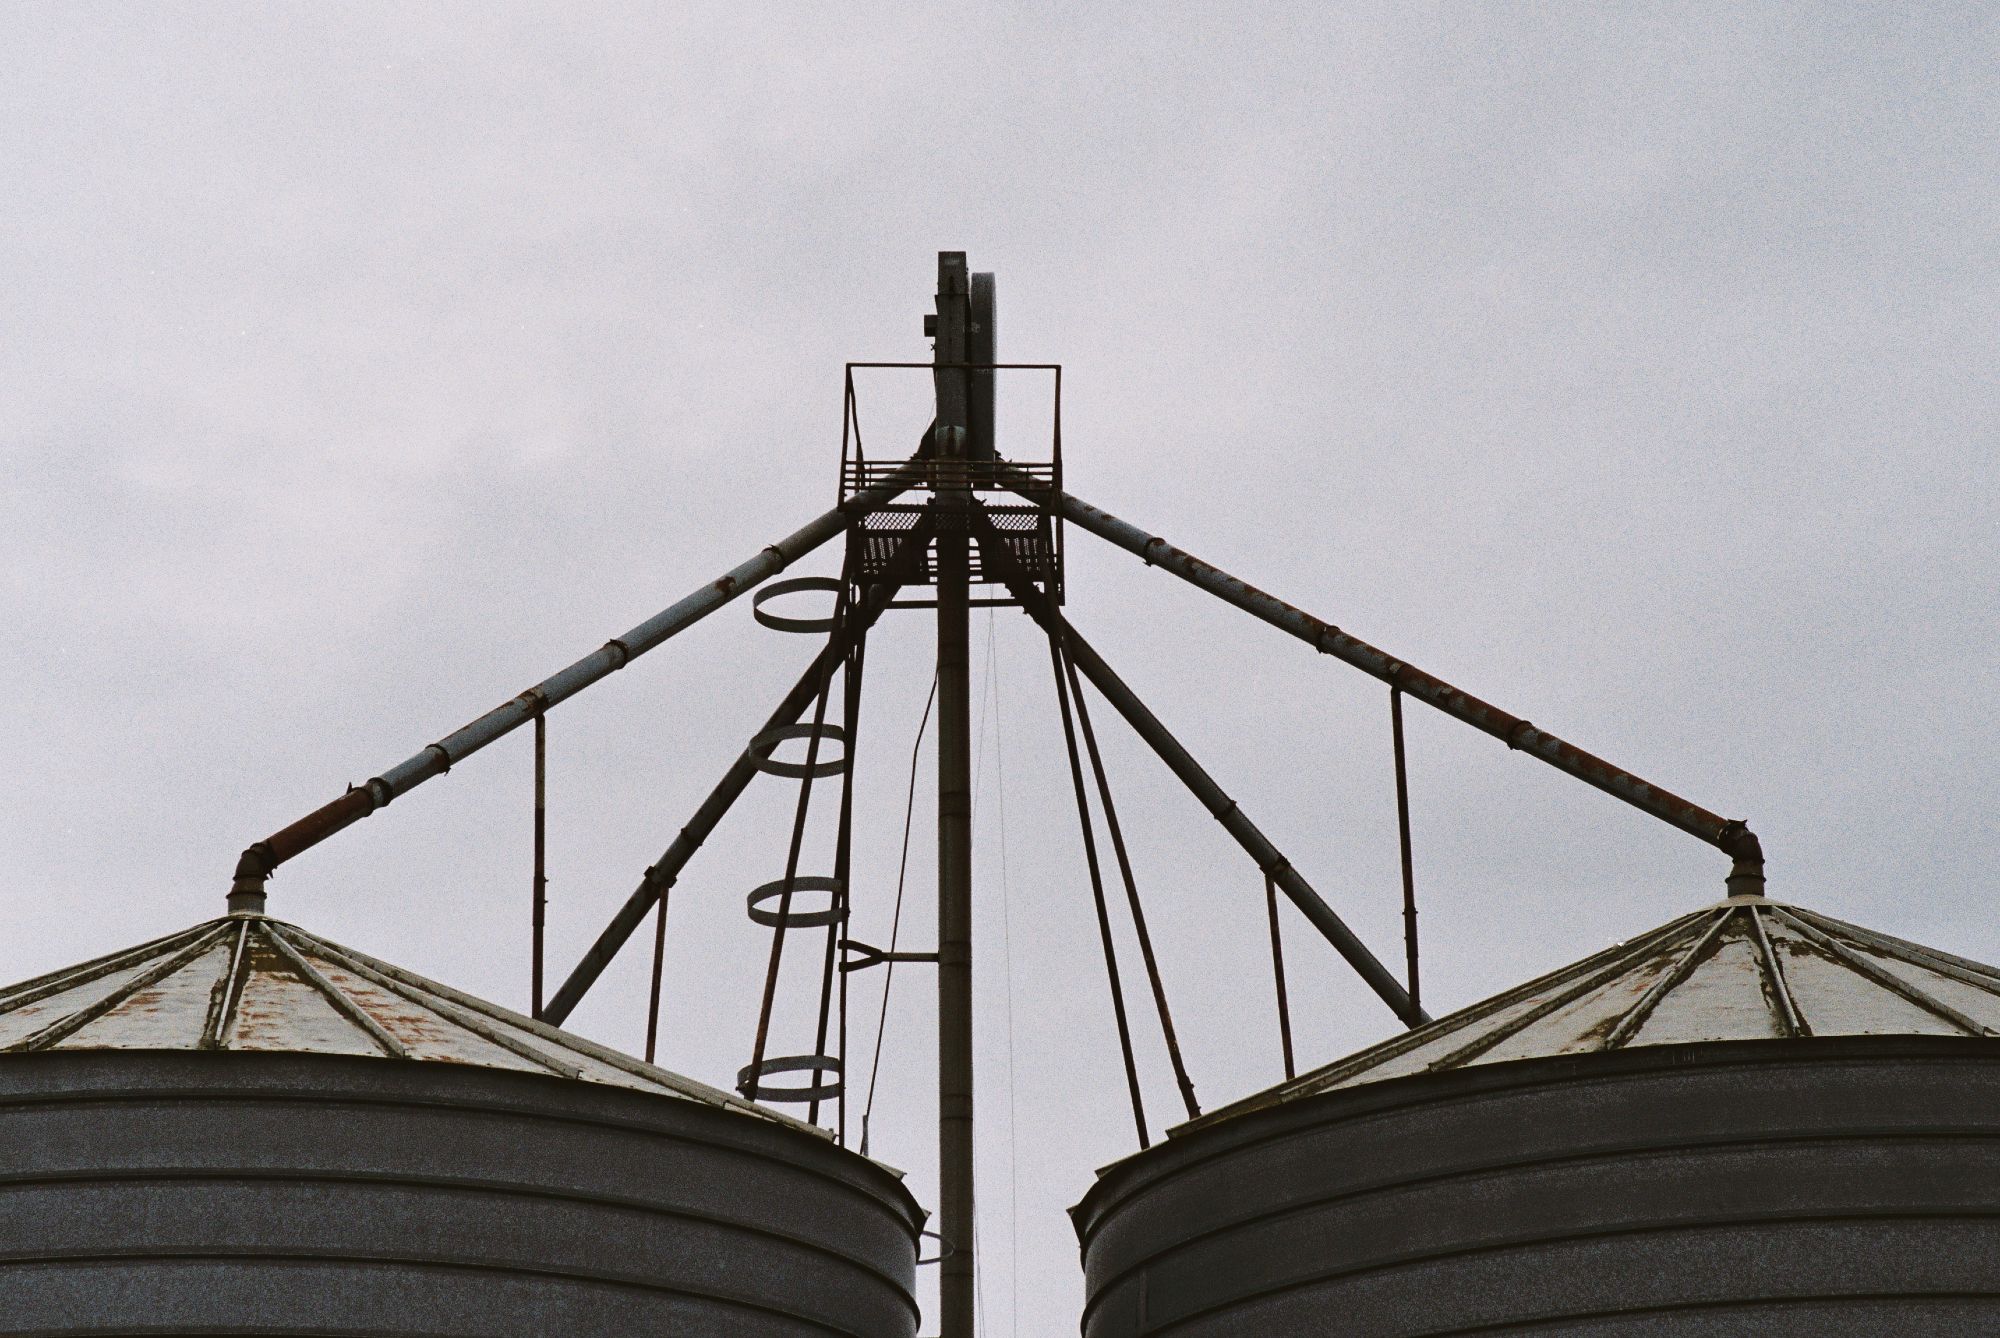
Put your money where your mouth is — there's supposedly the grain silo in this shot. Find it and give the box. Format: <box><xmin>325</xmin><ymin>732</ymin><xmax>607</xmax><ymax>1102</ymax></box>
<box><xmin>1074</xmin><ymin>893</ymin><xmax>2000</xmax><ymax>1336</ymax></box>
<box><xmin>0</xmin><ymin>899</ymin><xmax>923</xmax><ymax>1336</ymax></box>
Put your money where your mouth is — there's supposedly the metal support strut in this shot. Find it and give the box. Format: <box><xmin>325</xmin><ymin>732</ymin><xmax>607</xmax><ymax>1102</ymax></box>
<box><xmin>1049</xmin><ymin>634</ymin><xmax>1150</xmax><ymax>1148</ymax></box>
<box><xmin>644</xmin><ymin>881</ymin><xmax>670</xmax><ymax>1065</ymax></box>
<box><xmin>1265</xmin><ymin>874</ymin><xmax>1296</xmax><ymax>1081</ymax></box>
<box><xmin>931</xmin><ymin>251</ymin><xmax>980</xmax><ymax>1338</ymax></box>
<box><xmin>1007</xmin><ymin>484</ymin><xmax>1765</xmax><ymax>898</ymax></box>
<box><xmin>1062</xmin><ymin>648</ymin><xmax>1200</xmax><ymax>1121</ymax></box>
<box><xmin>744</xmin><ymin>584</ymin><xmax>847</xmax><ymax>1099</ymax></box>
<box><xmin>532</xmin><ymin>712</ymin><xmax>547</xmax><ymax>1017</ymax></box>
<box><xmin>813</xmin><ymin>617</ymin><xmax>866</xmax><ymax>1132</ymax></box>
<box><xmin>1391</xmin><ymin>687</ymin><xmax>1420</xmax><ymax>1018</ymax></box>
<box><xmin>228</xmin><ymin>461</ymin><xmax>926</xmax><ymax>912</ymax></box>
<box><xmin>540</xmin><ymin>563</ymin><xmax>917</xmax><ymax>1026</ymax></box>
<box><xmin>976</xmin><ymin>515</ymin><xmax>1426</xmax><ymax>1027</ymax></box>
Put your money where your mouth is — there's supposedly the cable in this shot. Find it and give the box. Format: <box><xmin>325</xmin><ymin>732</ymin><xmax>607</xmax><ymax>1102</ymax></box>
<box><xmin>968</xmin><ymin>609</ymin><xmax>1022</xmax><ymax>1337</ymax></box>
<box><xmin>988</xmin><ymin>613</ymin><xmax>1021</xmax><ymax>1338</ymax></box>
<box><xmin>860</xmin><ymin>671</ymin><xmax>938</xmax><ymax>1157</ymax></box>
<box><xmin>974</xmin><ymin>1210</ymin><xmax>988</xmax><ymax>1338</ymax></box>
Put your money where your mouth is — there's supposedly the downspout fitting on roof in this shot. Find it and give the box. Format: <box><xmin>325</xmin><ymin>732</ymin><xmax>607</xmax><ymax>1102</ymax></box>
<box><xmin>226</xmin><ymin>879</ymin><xmax>268</xmax><ymax>916</ymax></box>
<box><xmin>1720</xmin><ymin>822</ymin><xmax>1766</xmax><ymax>901</ymax></box>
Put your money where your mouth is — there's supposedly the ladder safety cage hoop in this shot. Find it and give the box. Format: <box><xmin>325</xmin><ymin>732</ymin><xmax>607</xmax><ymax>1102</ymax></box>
<box><xmin>736</xmin><ymin>1053</ymin><xmax>843</xmax><ymax>1104</ymax></box>
<box><xmin>752</xmin><ymin>576</ymin><xmax>846</xmax><ymax>634</ymax></box>
<box><xmin>749</xmin><ymin>723</ymin><xmax>850</xmax><ymax>779</ymax></box>
<box><xmin>746</xmin><ymin>875</ymin><xmax>848</xmax><ymax>929</ymax></box>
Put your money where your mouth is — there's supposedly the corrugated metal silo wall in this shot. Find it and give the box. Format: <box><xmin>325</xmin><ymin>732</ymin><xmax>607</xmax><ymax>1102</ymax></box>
<box><xmin>1074</xmin><ymin>1038</ymin><xmax>2000</xmax><ymax>1336</ymax></box>
<box><xmin>0</xmin><ymin>1051</ymin><xmax>921</xmax><ymax>1336</ymax></box>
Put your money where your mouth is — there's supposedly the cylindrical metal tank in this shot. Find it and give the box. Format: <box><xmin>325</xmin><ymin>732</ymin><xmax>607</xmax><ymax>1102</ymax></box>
<box><xmin>1074</xmin><ymin>898</ymin><xmax>2000</xmax><ymax>1336</ymax></box>
<box><xmin>0</xmin><ymin>915</ymin><xmax>923</xmax><ymax>1336</ymax></box>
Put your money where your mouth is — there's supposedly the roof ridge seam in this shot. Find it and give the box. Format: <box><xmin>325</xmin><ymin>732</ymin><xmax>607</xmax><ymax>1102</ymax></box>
<box><xmin>1747</xmin><ymin>904</ymin><xmax>1808</xmax><ymax>1038</ymax></box>
<box><xmin>0</xmin><ymin>922</ymin><xmax>216</xmax><ymax>1015</ymax></box>
<box><xmin>199</xmin><ymin>919</ymin><xmax>253</xmax><ymax>1049</ymax></box>
<box><xmin>1603</xmin><ymin>908</ymin><xmax>1737</xmax><ymax>1049</ymax></box>
<box><xmin>282</xmin><ymin>930</ymin><xmax>584</xmax><ymax>1080</ymax></box>
<box><xmin>262</xmin><ymin>923</ymin><xmax>410</xmax><ymax>1060</ymax></box>
<box><xmin>1775</xmin><ymin>908</ymin><xmax>1994</xmax><ymax>1038</ymax></box>
<box><xmin>8</xmin><ymin>923</ymin><xmax>232</xmax><ymax>1054</ymax></box>
<box><xmin>1425</xmin><ymin>915</ymin><xmax>1714</xmax><ymax>1073</ymax></box>
<box><xmin>282</xmin><ymin>923</ymin><xmax>806</xmax><ymax>1131</ymax></box>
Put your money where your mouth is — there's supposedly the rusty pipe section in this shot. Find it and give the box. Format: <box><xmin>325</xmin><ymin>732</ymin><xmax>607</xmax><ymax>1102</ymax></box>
<box><xmin>1024</xmin><ymin>484</ymin><xmax>1765</xmax><ymax>896</ymax></box>
<box><xmin>229</xmin><ymin>462</ymin><xmax>924</xmax><ymax>909</ymax></box>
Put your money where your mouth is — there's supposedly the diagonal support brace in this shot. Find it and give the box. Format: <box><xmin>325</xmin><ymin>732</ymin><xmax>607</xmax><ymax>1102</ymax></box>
<box><xmin>1009</xmin><ymin>482</ymin><xmax>1765</xmax><ymax>898</ymax></box>
<box><xmin>539</xmin><ymin>575</ymin><xmax>908</xmax><ymax>1026</ymax></box>
<box><xmin>229</xmin><ymin>458</ymin><xmax>929</xmax><ymax>911</ymax></box>
<box><xmin>976</xmin><ymin>519</ymin><xmax>1427</xmax><ymax>1027</ymax></box>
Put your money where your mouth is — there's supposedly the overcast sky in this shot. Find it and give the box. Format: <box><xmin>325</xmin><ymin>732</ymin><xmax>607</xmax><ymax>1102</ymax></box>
<box><xmin>5</xmin><ymin>4</ymin><xmax>1996</xmax><ymax>1332</ymax></box>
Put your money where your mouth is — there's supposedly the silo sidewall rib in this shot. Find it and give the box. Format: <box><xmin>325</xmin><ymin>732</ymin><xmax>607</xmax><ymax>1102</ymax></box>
<box><xmin>1073</xmin><ymin>1037</ymin><xmax>2000</xmax><ymax>1337</ymax></box>
<box><xmin>0</xmin><ymin>1051</ymin><xmax>922</xmax><ymax>1336</ymax></box>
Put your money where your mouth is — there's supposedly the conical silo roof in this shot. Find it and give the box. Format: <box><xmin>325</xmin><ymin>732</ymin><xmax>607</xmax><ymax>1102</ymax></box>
<box><xmin>0</xmin><ymin>910</ymin><xmax>804</xmax><ymax>1130</ymax></box>
<box><xmin>1192</xmin><ymin>895</ymin><xmax>2000</xmax><ymax>1130</ymax></box>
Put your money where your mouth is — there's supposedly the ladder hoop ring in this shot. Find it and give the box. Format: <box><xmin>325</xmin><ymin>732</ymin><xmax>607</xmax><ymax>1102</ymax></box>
<box><xmin>752</xmin><ymin>576</ymin><xmax>844</xmax><ymax>633</ymax></box>
<box><xmin>746</xmin><ymin>875</ymin><xmax>847</xmax><ymax>928</ymax></box>
<box><xmin>749</xmin><ymin>723</ymin><xmax>849</xmax><ymax>779</ymax></box>
<box><xmin>736</xmin><ymin>1053</ymin><xmax>843</xmax><ymax>1103</ymax></box>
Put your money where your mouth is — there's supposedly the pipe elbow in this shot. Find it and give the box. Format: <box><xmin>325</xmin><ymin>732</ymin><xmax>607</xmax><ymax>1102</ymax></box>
<box><xmin>229</xmin><ymin>843</ymin><xmax>274</xmax><ymax>915</ymax></box>
<box><xmin>233</xmin><ymin>843</ymin><xmax>274</xmax><ymax>882</ymax></box>
<box><xmin>1718</xmin><ymin>821</ymin><xmax>1764</xmax><ymax>865</ymax></box>
<box><xmin>1719</xmin><ymin>821</ymin><xmax>1765</xmax><ymax>900</ymax></box>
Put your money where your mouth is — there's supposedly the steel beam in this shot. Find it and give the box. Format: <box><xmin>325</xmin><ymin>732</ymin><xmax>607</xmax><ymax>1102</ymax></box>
<box><xmin>931</xmin><ymin>251</ymin><xmax>977</xmax><ymax>1338</ymax></box>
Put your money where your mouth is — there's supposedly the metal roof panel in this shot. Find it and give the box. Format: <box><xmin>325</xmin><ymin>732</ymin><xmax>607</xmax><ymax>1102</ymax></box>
<box><xmin>1184</xmin><ymin>898</ymin><xmax>2000</xmax><ymax>1134</ymax></box>
<box><xmin>0</xmin><ymin>912</ymin><xmax>814</xmax><ymax>1134</ymax></box>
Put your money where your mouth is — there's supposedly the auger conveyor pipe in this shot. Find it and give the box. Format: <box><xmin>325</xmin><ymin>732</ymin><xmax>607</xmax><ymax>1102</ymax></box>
<box><xmin>229</xmin><ymin>461</ymin><xmax>923</xmax><ymax>908</ymax></box>
<box><xmin>1025</xmin><ymin>484</ymin><xmax>1764</xmax><ymax>895</ymax></box>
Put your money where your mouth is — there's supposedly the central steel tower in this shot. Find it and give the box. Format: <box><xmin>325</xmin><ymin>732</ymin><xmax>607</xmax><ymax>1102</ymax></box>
<box><xmin>930</xmin><ymin>252</ymin><xmax>982</xmax><ymax>1338</ymax></box>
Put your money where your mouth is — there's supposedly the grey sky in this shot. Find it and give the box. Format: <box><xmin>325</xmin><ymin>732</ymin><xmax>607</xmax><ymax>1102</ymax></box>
<box><xmin>5</xmin><ymin>4</ymin><xmax>1996</xmax><ymax>1332</ymax></box>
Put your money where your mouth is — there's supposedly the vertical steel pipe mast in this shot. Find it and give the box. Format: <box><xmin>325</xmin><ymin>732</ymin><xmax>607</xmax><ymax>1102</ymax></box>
<box><xmin>929</xmin><ymin>254</ymin><xmax>984</xmax><ymax>1338</ymax></box>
